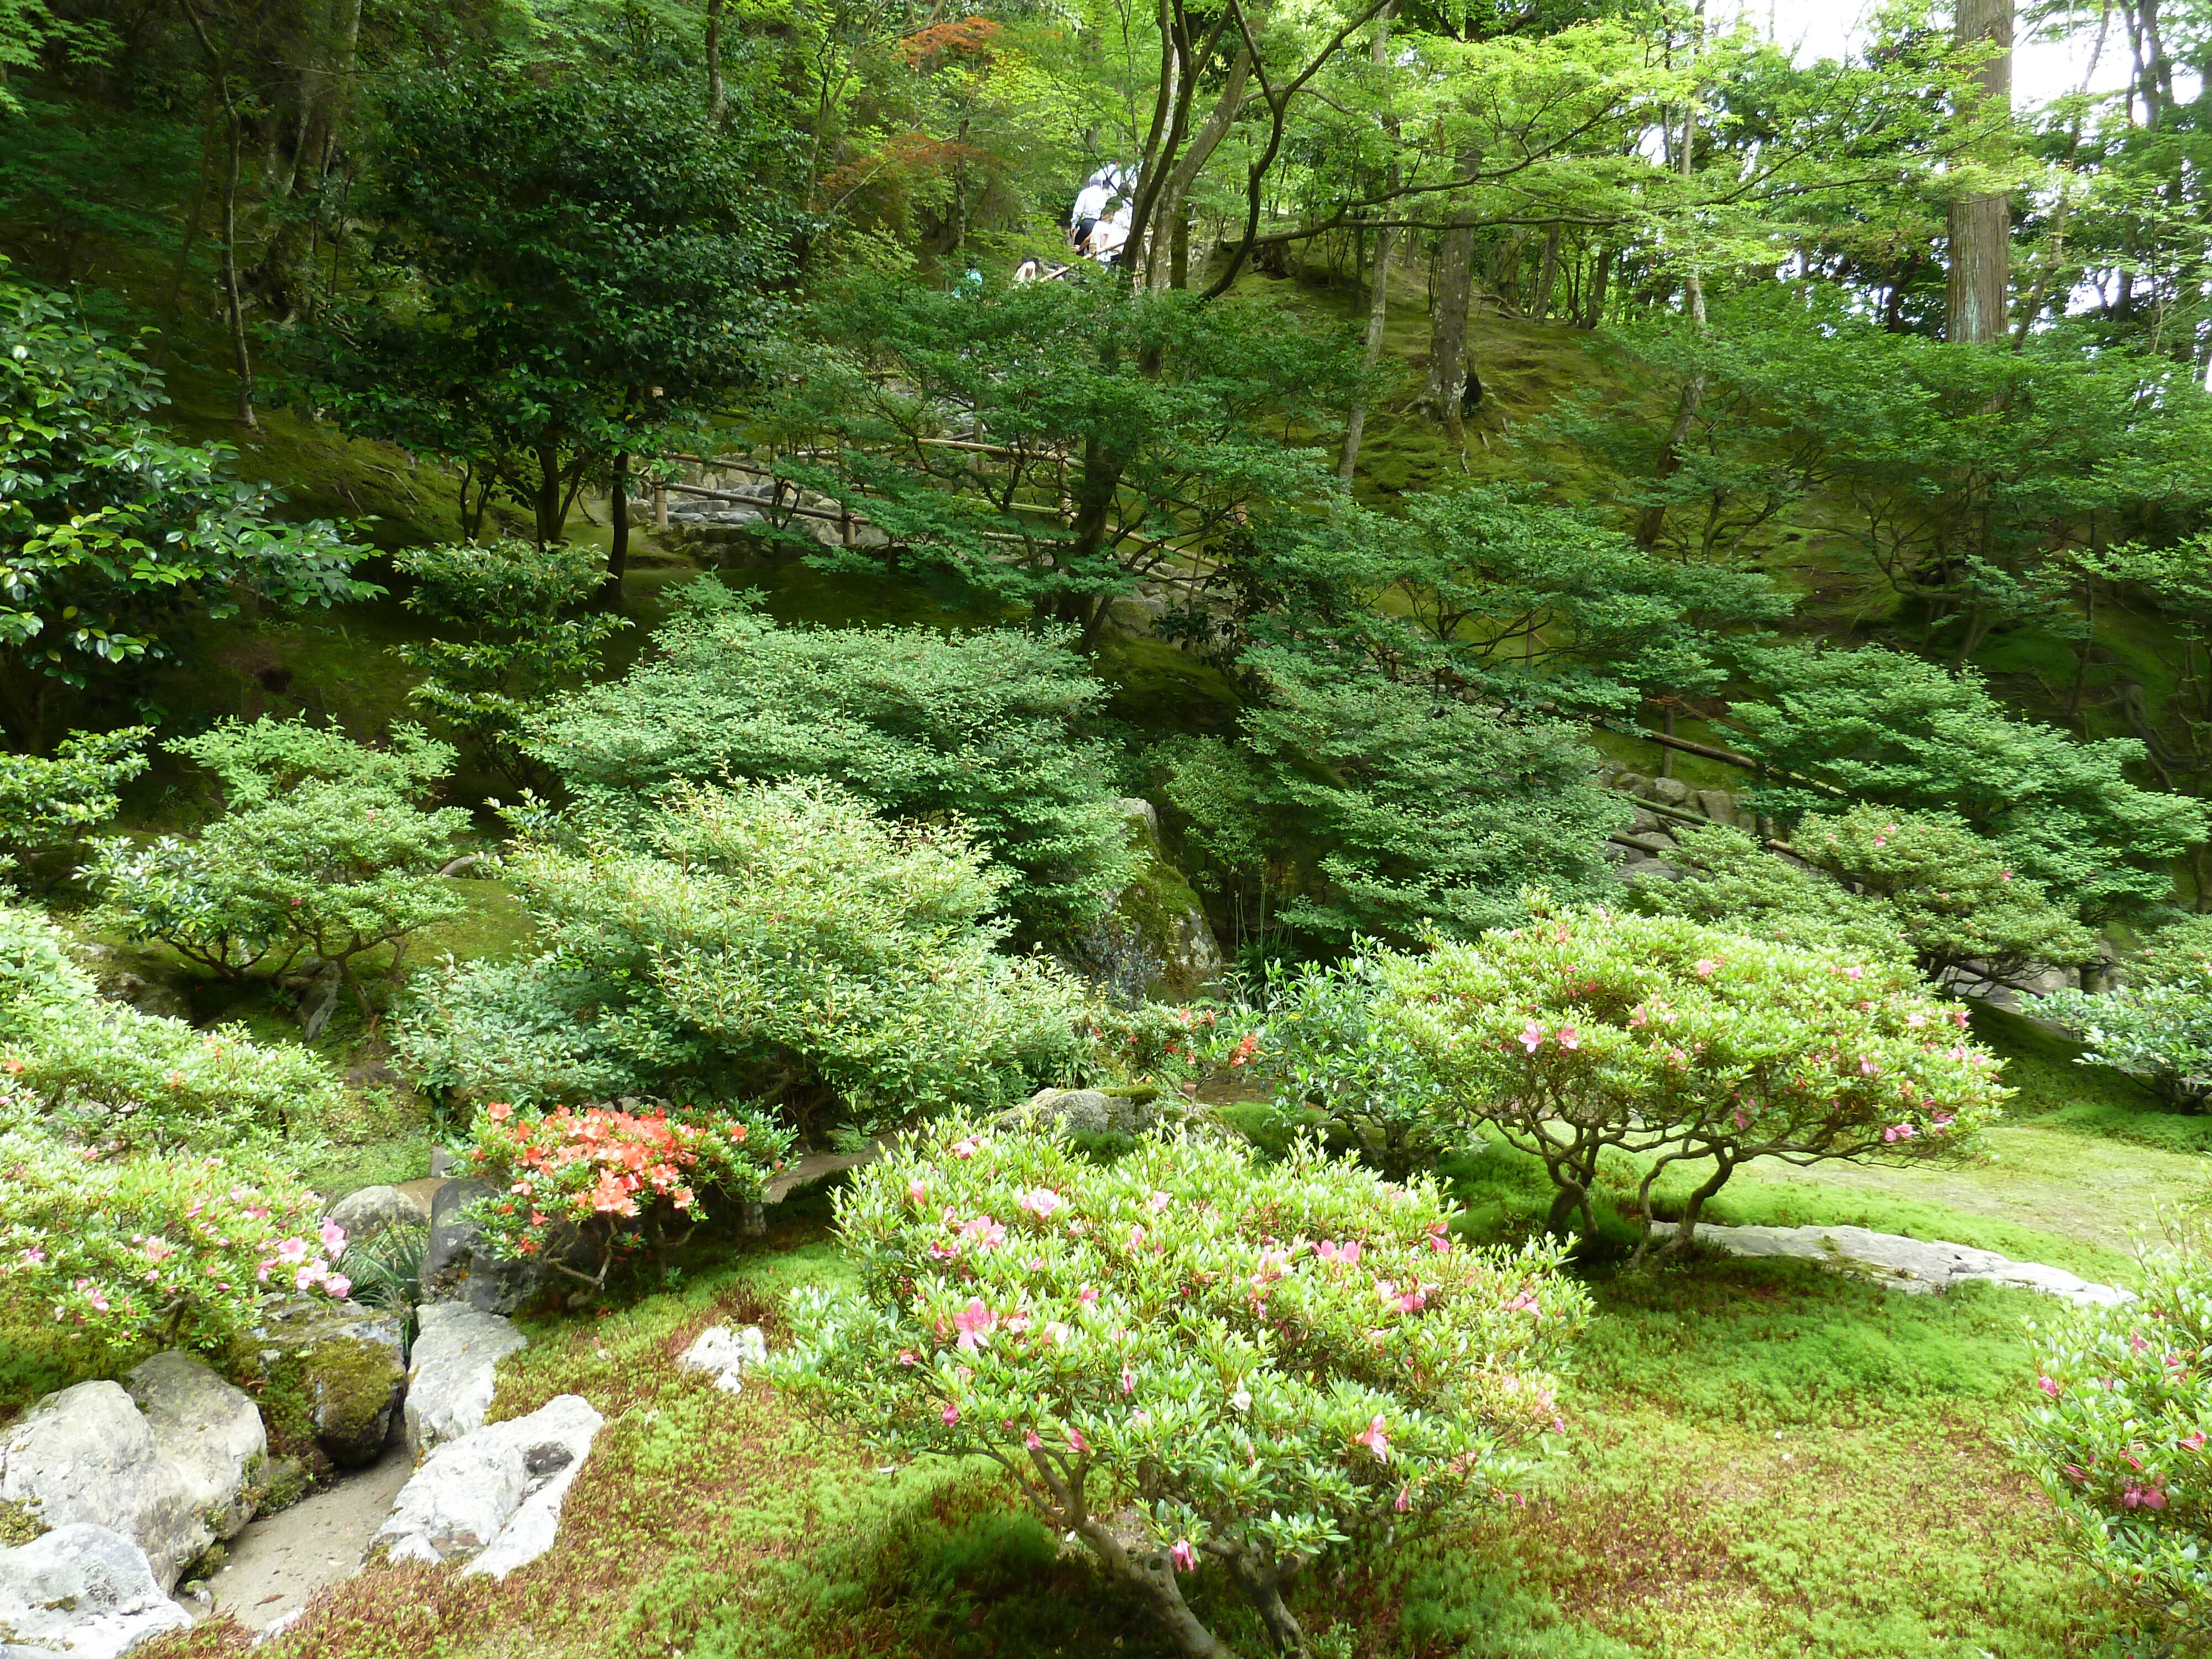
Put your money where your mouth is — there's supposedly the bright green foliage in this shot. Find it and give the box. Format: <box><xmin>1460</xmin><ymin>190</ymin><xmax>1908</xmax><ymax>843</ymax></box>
<box><xmin>1379</xmin><ymin>898</ymin><xmax>2010</xmax><ymax>1239</ymax></box>
<box><xmin>298</xmin><ymin>71</ymin><xmax>790</xmax><ymax>545</ymax></box>
<box><xmin>1627</xmin><ymin>822</ymin><xmax>1911</xmax><ymax>959</ymax></box>
<box><xmin>770</xmin><ymin>1120</ymin><xmax>1588</xmax><ymax>1656</ymax></box>
<box><xmin>1259</xmin><ymin>485</ymin><xmax>1789</xmax><ymax>713</ymax></box>
<box><xmin>1160</xmin><ymin>650</ymin><xmax>1625</xmax><ymax>953</ymax></box>
<box><xmin>2017</xmin><ymin>1222</ymin><xmax>2212</xmax><ymax>1647</ymax></box>
<box><xmin>1250</xmin><ymin>951</ymin><xmax>1454</xmax><ymax>1180</ymax></box>
<box><xmin>0</xmin><ymin>899</ymin><xmax>342</xmax><ymax>1151</ymax></box>
<box><xmin>0</xmin><ymin>274</ymin><xmax>372</xmax><ymax>746</ymax></box>
<box><xmin>455</xmin><ymin>1099</ymin><xmax>793</xmax><ymax>1293</ymax></box>
<box><xmin>2044</xmin><ymin>974</ymin><xmax>2212</xmax><ymax>1110</ymax></box>
<box><xmin>394</xmin><ymin>540</ymin><xmax>629</xmax><ymax>786</ymax></box>
<box><xmin>776</xmin><ymin>278</ymin><xmax>1359</xmax><ymax>644</ymax></box>
<box><xmin>85</xmin><ymin>718</ymin><xmax>469</xmax><ymax>997</ymax></box>
<box><xmin>1728</xmin><ymin>645</ymin><xmax>2207</xmax><ymax>921</ymax></box>
<box><xmin>1637</xmin><ymin>813</ymin><xmax>2098</xmax><ymax>987</ymax></box>
<box><xmin>1793</xmin><ymin>806</ymin><xmax>2099</xmax><ymax>985</ymax></box>
<box><xmin>0</xmin><ymin>724</ymin><xmax>147</xmax><ymax>860</ymax></box>
<box><xmin>2130</xmin><ymin>915</ymin><xmax>2212</xmax><ymax>989</ymax></box>
<box><xmin>0</xmin><ymin>1133</ymin><xmax>334</xmax><ymax>1359</ymax></box>
<box><xmin>398</xmin><ymin>780</ymin><xmax>1087</xmax><ymax>1119</ymax></box>
<box><xmin>528</xmin><ymin>582</ymin><xmax>1134</xmax><ymax>935</ymax></box>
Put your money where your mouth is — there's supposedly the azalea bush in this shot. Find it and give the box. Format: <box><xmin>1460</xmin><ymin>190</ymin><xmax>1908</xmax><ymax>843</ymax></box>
<box><xmin>2017</xmin><ymin>1222</ymin><xmax>2212</xmax><ymax>1644</ymax></box>
<box><xmin>771</xmin><ymin>1122</ymin><xmax>1588</xmax><ymax>1658</ymax></box>
<box><xmin>455</xmin><ymin>1099</ymin><xmax>794</xmax><ymax>1291</ymax></box>
<box><xmin>0</xmin><ymin>1134</ymin><xmax>345</xmax><ymax>1358</ymax></box>
<box><xmin>1378</xmin><ymin>897</ymin><xmax>2010</xmax><ymax>1243</ymax></box>
<box><xmin>0</xmin><ymin>725</ymin><xmax>149</xmax><ymax>867</ymax></box>
<box><xmin>1087</xmin><ymin>1001</ymin><xmax>1241</xmax><ymax>1093</ymax></box>
<box><xmin>2048</xmin><ymin>916</ymin><xmax>2212</xmax><ymax>1110</ymax></box>
<box><xmin>399</xmin><ymin>780</ymin><xmax>1087</xmax><ymax>1118</ymax></box>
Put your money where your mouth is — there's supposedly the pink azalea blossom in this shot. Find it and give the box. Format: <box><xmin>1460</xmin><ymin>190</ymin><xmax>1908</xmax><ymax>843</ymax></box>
<box><xmin>1024</xmin><ymin>1430</ymin><xmax>1044</xmax><ymax>1451</ymax></box>
<box><xmin>1859</xmin><ymin>1057</ymin><xmax>1881</xmax><ymax>1076</ymax></box>
<box><xmin>324</xmin><ymin>1274</ymin><xmax>352</xmax><ymax>1300</ymax></box>
<box><xmin>1395</xmin><ymin>1483</ymin><xmax>1411</xmax><ymax>1513</ymax></box>
<box><xmin>1694</xmin><ymin>959</ymin><xmax>1718</xmax><ymax>978</ymax></box>
<box><xmin>1353</xmin><ymin>1415</ymin><xmax>1392</xmax><ymax>1463</ymax></box>
<box><xmin>1907</xmin><ymin>1013</ymin><xmax>1927</xmax><ymax>1029</ymax></box>
<box><xmin>899</xmin><ymin>1349</ymin><xmax>918</xmax><ymax>1366</ymax></box>
<box><xmin>1169</xmin><ymin>1539</ymin><xmax>1197</xmax><ymax>1572</ymax></box>
<box><xmin>1149</xmin><ymin>1191</ymin><xmax>1171</xmax><ymax>1213</ymax></box>
<box><xmin>908</xmin><ymin>1180</ymin><xmax>928</xmax><ymax>1206</ymax></box>
<box><xmin>1881</xmin><ymin>1122</ymin><xmax>1915</xmax><ymax>1144</ymax></box>
<box><xmin>1844</xmin><ymin>966</ymin><xmax>1864</xmax><ymax>981</ymax></box>
<box><xmin>1519</xmin><ymin>1021</ymin><xmax>1545</xmax><ymax>1054</ymax></box>
<box><xmin>2037</xmin><ymin>1375</ymin><xmax>2062</xmax><ymax>1399</ymax></box>
<box><xmin>1066</xmin><ymin>1428</ymin><xmax>1088</xmax><ymax>1454</ymax></box>
<box><xmin>1121</xmin><ymin>1365</ymin><xmax>1136</xmax><ymax>1394</ymax></box>
<box><xmin>953</xmin><ymin>1299</ymin><xmax>998</xmax><ymax>1350</ymax></box>
<box><xmin>1557</xmin><ymin>1026</ymin><xmax>1580</xmax><ymax>1051</ymax></box>
<box><xmin>941</xmin><ymin>1402</ymin><xmax>961</xmax><ymax>1425</ymax></box>
<box><xmin>2183</xmin><ymin>1431</ymin><xmax>2207</xmax><ymax>1453</ymax></box>
<box><xmin>295</xmin><ymin>1260</ymin><xmax>327</xmax><ymax>1290</ymax></box>
<box><xmin>1019</xmin><ymin>1188</ymin><xmax>1065</xmax><ymax>1220</ymax></box>
<box><xmin>960</xmin><ymin>1216</ymin><xmax>1006</xmax><ymax>1251</ymax></box>
<box><xmin>1078</xmin><ymin>1286</ymin><xmax>1099</xmax><ymax>1307</ymax></box>
<box><xmin>276</xmin><ymin>1237</ymin><xmax>310</xmax><ymax>1265</ymax></box>
<box><xmin>1504</xmin><ymin>1291</ymin><xmax>1541</xmax><ymax>1315</ymax></box>
<box><xmin>951</xmin><ymin>1138</ymin><xmax>980</xmax><ymax>1160</ymax></box>
<box><xmin>319</xmin><ymin>1219</ymin><xmax>347</xmax><ymax>1257</ymax></box>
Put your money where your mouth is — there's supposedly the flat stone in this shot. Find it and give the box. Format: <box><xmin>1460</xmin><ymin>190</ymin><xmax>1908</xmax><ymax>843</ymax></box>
<box><xmin>403</xmin><ymin>1303</ymin><xmax>528</xmax><ymax>1458</ymax></box>
<box><xmin>375</xmin><ymin>1394</ymin><xmax>603</xmax><ymax>1578</ymax></box>
<box><xmin>0</xmin><ymin>1523</ymin><xmax>191</xmax><ymax>1658</ymax></box>
<box><xmin>1649</xmin><ymin>1220</ymin><xmax>2133</xmax><ymax>1306</ymax></box>
<box><xmin>676</xmin><ymin>1326</ymin><xmax>768</xmax><ymax>1395</ymax></box>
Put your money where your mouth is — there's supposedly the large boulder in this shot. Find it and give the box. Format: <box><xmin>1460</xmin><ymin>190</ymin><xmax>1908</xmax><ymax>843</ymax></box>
<box><xmin>122</xmin><ymin>1353</ymin><xmax>266</xmax><ymax>1545</ymax></box>
<box><xmin>375</xmin><ymin>1394</ymin><xmax>602</xmax><ymax>1579</ymax></box>
<box><xmin>0</xmin><ymin>1384</ymin><xmax>204</xmax><ymax>1592</ymax></box>
<box><xmin>421</xmin><ymin>1179</ymin><xmax>549</xmax><ymax>1314</ymax></box>
<box><xmin>0</xmin><ymin>1524</ymin><xmax>191</xmax><ymax>1658</ymax></box>
<box><xmin>404</xmin><ymin>1302</ymin><xmax>528</xmax><ymax>1458</ymax></box>
<box><xmin>251</xmin><ymin>1298</ymin><xmax>408</xmax><ymax>1472</ymax></box>
<box><xmin>1056</xmin><ymin>800</ymin><xmax>1225</xmax><ymax>1005</ymax></box>
<box><xmin>323</xmin><ymin>1184</ymin><xmax>428</xmax><ymax>1246</ymax></box>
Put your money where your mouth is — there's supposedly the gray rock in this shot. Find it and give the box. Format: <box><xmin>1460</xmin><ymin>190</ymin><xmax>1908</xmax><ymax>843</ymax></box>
<box><xmin>1641</xmin><ymin>776</ymin><xmax>1693</xmax><ymax>808</ymax></box>
<box><xmin>0</xmin><ymin>1384</ymin><xmax>196</xmax><ymax>1593</ymax></box>
<box><xmin>376</xmin><ymin>1394</ymin><xmax>602</xmax><ymax>1579</ymax></box>
<box><xmin>429</xmin><ymin>1146</ymin><xmax>457</xmax><ymax>1178</ymax></box>
<box><xmin>1647</xmin><ymin>1220</ymin><xmax>2132</xmax><ymax>1306</ymax></box>
<box><xmin>1694</xmin><ymin>788</ymin><xmax>1739</xmax><ymax>827</ymax></box>
<box><xmin>677</xmin><ymin>1326</ymin><xmax>768</xmax><ymax>1395</ymax></box>
<box><xmin>1612</xmin><ymin>771</ymin><xmax>1650</xmax><ymax>794</ymax></box>
<box><xmin>122</xmin><ymin>1353</ymin><xmax>265</xmax><ymax>1545</ymax></box>
<box><xmin>404</xmin><ymin>1302</ymin><xmax>528</xmax><ymax>1458</ymax></box>
<box><xmin>1611</xmin><ymin>856</ymin><xmax>1683</xmax><ymax>885</ymax></box>
<box><xmin>324</xmin><ymin>1184</ymin><xmax>428</xmax><ymax>1246</ymax></box>
<box><xmin>0</xmin><ymin>1524</ymin><xmax>191</xmax><ymax>1658</ymax></box>
<box><xmin>421</xmin><ymin>1178</ymin><xmax>547</xmax><ymax>1314</ymax></box>
<box><xmin>992</xmin><ymin>1087</ymin><xmax>1225</xmax><ymax>1141</ymax></box>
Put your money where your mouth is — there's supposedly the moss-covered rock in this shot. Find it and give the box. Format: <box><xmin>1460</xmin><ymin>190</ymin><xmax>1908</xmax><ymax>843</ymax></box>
<box><xmin>251</xmin><ymin>1299</ymin><xmax>406</xmax><ymax>1472</ymax></box>
<box><xmin>1057</xmin><ymin>799</ymin><xmax>1225</xmax><ymax>1003</ymax></box>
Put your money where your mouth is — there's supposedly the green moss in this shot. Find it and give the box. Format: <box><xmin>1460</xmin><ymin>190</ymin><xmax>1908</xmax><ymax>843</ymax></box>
<box><xmin>0</xmin><ymin>1497</ymin><xmax>47</xmax><ymax>1546</ymax></box>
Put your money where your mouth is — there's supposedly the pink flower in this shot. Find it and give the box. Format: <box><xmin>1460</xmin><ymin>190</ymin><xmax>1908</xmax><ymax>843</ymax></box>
<box><xmin>1519</xmin><ymin>1021</ymin><xmax>1545</xmax><ymax>1054</ymax></box>
<box><xmin>1078</xmin><ymin>1286</ymin><xmax>1099</xmax><ymax>1307</ymax></box>
<box><xmin>1859</xmin><ymin>1057</ymin><xmax>1881</xmax><ymax>1076</ymax></box>
<box><xmin>486</xmin><ymin>1102</ymin><xmax>514</xmax><ymax>1122</ymax></box>
<box><xmin>324</xmin><ymin>1274</ymin><xmax>352</xmax><ymax>1300</ymax></box>
<box><xmin>1354</xmin><ymin>1415</ymin><xmax>1392</xmax><ymax>1463</ymax></box>
<box><xmin>1557</xmin><ymin>1026</ymin><xmax>1580</xmax><ymax>1051</ymax></box>
<box><xmin>1121</xmin><ymin>1365</ymin><xmax>1136</xmax><ymax>1395</ymax></box>
<box><xmin>276</xmin><ymin>1237</ymin><xmax>310</xmax><ymax>1265</ymax></box>
<box><xmin>1024</xmin><ymin>1430</ymin><xmax>1043</xmax><ymax>1451</ymax></box>
<box><xmin>899</xmin><ymin>1349</ymin><xmax>918</xmax><ymax>1366</ymax></box>
<box><xmin>1066</xmin><ymin>1428</ymin><xmax>1088</xmax><ymax>1454</ymax></box>
<box><xmin>319</xmin><ymin>1219</ymin><xmax>347</xmax><ymax>1257</ymax></box>
<box><xmin>1395</xmin><ymin>1483</ymin><xmax>1411</xmax><ymax>1512</ymax></box>
<box><xmin>1694</xmin><ymin>959</ymin><xmax>1718</xmax><ymax>978</ymax></box>
<box><xmin>1169</xmin><ymin>1538</ymin><xmax>1197</xmax><ymax>1572</ymax></box>
<box><xmin>907</xmin><ymin>1180</ymin><xmax>928</xmax><ymax>1206</ymax></box>
<box><xmin>1148</xmin><ymin>1191</ymin><xmax>1171</xmax><ymax>1213</ymax></box>
<box><xmin>941</xmin><ymin>1402</ymin><xmax>961</xmax><ymax>1425</ymax></box>
<box><xmin>2184</xmin><ymin>1431</ymin><xmax>2208</xmax><ymax>1452</ymax></box>
<box><xmin>1844</xmin><ymin>966</ymin><xmax>1864</xmax><ymax>981</ymax></box>
<box><xmin>1907</xmin><ymin>1013</ymin><xmax>1927</xmax><ymax>1029</ymax></box>
<box><xmin>1019</xmin><ymin>1188</ymin><xmax>1065</xmax><ymax>1220</ymax></box>
<box><xmin>295</xmin><ymin>1261</ymin><xmax>327</xmax><ymax>1290</ymax></box>
<box><xmin>951</xmin><ymin>1138</ymin><xmax>980</xmax><ymax>1160</ymax></box>
<box><xmin>1504</xmin><ymin>1291</ymin><xmax>1541</xmax><ymax>1315</ymax></box>
<box><xmin>18</xmin><ymin>1247</ymin><xmax>44</xmax><ymax>1265</ymax></box>
<box><xmin>960</xmin><ymin>1216</ymin><xmax>1006</xmax><ymax>1251</ymax></box>
<box><xmin>953</xmin><ymin>1299</ymin><xmax>997</xmax><ymax>1350</ymax></box>
<box><xmin>1881</xmin><ymin>1123</ymin><xmax>1915</xmax><ymax>1144</ymax></box>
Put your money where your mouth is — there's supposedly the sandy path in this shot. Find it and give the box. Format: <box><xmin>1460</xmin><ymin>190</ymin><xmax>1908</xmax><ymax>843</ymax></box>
<box><xmin>202</xmin><ymin>1446</ymin><xmax>413</xmax><ymax>1631</ymax></box>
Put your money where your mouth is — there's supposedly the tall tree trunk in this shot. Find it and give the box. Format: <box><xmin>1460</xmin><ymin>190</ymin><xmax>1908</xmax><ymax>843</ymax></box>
<box><xmin>603</xmin><ymin>452</ymin><xmax>630</xmax><ymax>608</ymax></box>
<box><xmin>535</xmin><ymin>446</ymin><xmax>567</xmax><ymax>546</ymax></box>
<box><xmin>1147</xmin><ymin>44</ymin><xmax>1251</xmax><ymax>290</ymax></box>
<box><xmin>1945</xmin><ymin>0</ymin><xmax>2013</xmax><ymax>343</ymax></box>
<box><xmin>1579</xmin><ymin>244</ymin><xmax>1610</xmax><ymax>328</ymax></box>
<box><xmin>1417</xmin><ymin>145</ymin><xmax>1480</xmax><ymax>436</ymax></box>
<box><xmin>179</xmin><ymin>0</ymin><xmax>256</xmax><ymax>427</ymax></box>
<box><xmin>1532</xmin><ymin>222</ymin><xmax>1562</xmax><ymax>317</ymax></box>
<box><xmin>1337</xmin><ymin>2</ymin><xmax>1399</xmax><ymax>484</ymax></box>
<box><xmin>706</xmin><ymin>0</ymin><xmax>727</xmax><ymax>120</ymax></box>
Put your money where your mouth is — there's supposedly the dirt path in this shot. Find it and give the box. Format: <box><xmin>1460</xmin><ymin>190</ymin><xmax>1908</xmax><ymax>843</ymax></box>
<box><xmin>202</xmin><ymin>1446</ymin><xmax>413</xmax><ymax>1631</ymax></box>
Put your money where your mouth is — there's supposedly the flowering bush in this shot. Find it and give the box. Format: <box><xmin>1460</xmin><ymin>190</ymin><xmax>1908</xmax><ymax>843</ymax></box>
<box><xmin>2048</xmin><ymin>916</ymin><xmax>2212</xmax><ymax>1110</ymax></box>
<box><xmin>0</xmin><ymin>1133</ymin><xmax>342</xmax><ymax>1359</ymax></box>
<box><xmin>1379</xmin><ymin>896</ymin><xmax>2010</xmax><ymax>1244</ymax></box>
<box><xmin>1086</xmin><ymin>1001</ymin><xmax>1242</xmax><ymax>1093</ymax></box>
<box><xmin>770</xmin><ymin>1122</ymin><xmax>1588</xmax><ymax>1657</ymax></box>
<box><xmin>2017</xmin><ymin>1223</ymin><xmax>2212</xmax><ymax>1644</ymax></box>
<box><xmin>456</xmin><ymin>1099</ymin><xmax>794</xmax><ymax>1292</ymax></box>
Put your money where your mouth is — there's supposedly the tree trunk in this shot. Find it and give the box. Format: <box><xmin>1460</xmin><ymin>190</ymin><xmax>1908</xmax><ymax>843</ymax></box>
<box><xmin>1147</xmin><ymin>45</ymin><xmax>1251</xmax><ymax>290</ymax></box>
<box><xmin>706</xmin><ymin>0</ymin><xmax>727</xmax><ymax>121</ymax></box>
<box><xmin>178</xmin><ymin>0</ymin><xmax>257</xmax><ymax>427</ymax></box>
<box><xmin>1579</xmin><ymin>244</ymin><xmax>1610</xmax><ymax>328</ymax></box>
<box><xmin>1418</xmin><ymin>149</ymin><xmax>1481</xmax><ymax>437</ymax></box>
<box><xmin>1336</xmin><ymin>2</ymin><xmax>1400</xmax><ymax>484</ymax></box>
<box><xmin>1945</xmin><ymin>0</ymin><xmax>2013</xmax><ymax>343</ymax></box>
<box><xmin>535</xmin><ymin>446</ymin><xmax>567</xmax><ymax>546</ymax></box>
<box><xmin>603</xmin><ymin>452</ymin><xmax>630</xmax><ymax>608</ymax></box>
<box><xmin>1532</xmin><ymin>222</ymin><xmax>1562</xmax><ymax>317</ymax></box>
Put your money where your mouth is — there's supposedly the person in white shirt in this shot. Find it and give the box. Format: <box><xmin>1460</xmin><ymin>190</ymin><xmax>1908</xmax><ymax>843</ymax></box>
<box><xmin>1069</xmin><ymin>167</ymin><xmax>1117</xmax><ymax>252</ymax></box>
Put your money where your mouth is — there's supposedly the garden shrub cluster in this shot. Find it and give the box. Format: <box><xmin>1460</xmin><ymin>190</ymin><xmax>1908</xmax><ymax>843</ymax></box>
<box><xmin>773</xmin><ymin>1119</ymin><xmax>1589</xmax><ymax>1657</ymax></box>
